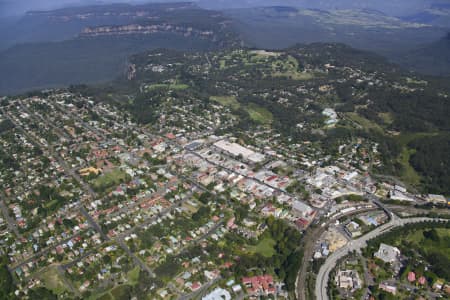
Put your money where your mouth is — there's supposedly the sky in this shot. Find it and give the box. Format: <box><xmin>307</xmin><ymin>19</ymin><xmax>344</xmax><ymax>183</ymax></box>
<box><xmin>0</xmin><ymin>0</ymin><xmax>440</xmax><ymax>17</ymax></box>
<box><xmin>0</xmin><ymin>0</ymin><xmax>148</xmax><ymax>16</ymax></box>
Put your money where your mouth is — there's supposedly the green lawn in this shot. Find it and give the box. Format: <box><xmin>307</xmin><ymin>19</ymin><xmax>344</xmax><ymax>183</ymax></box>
<box><xmin>377</xmin><ymin>112</ymin><xmax>394</xmax><ymax>125</ymax></box>
<box><xmin>210</xmin><ymin>96</ymin><xmax>240</xmax><ymax>110</ymax></box>
<box><xmin>247</xmin><ymin>237</ymin><xmax>276</xmax><ymax>258</ymax></box>
<box><xmin>245</xmin><ymin>103</ymin><xmax>273</xmax><ymax>124</ymax></box>
<box><xmin>397</xmin><ymin>228</ymin><xmax>450</xmax><ymax>260</ymax></box>
<box><xmin>398</xmin><ymin>147</ymin><xmax>421</xmax><ymax>186</ymax></box>
<box><xmin>394</xmin><ymin>132</ymin><xmax>440</xmax><ymax>188</ymax></box>
<box><xmin>219</xmin><ymin>59</ymin><xmax>226</xmax><ymax>69</ymax></box>
<box><xmin>144</xmin><ymin>83</ymin><xmax>189</xmax><ymax>91</ymax></box>
<box><xmin>110</xmin><ymin>285</ymin><xmax>132</xmax><ymax>300</ymax></box>
<box><xmin>96</xmin><ymin>293</ymin><xmax>113</xmax><ymax>300</ymax></box>
<box><xmin>39</xmin><ymin>266</ymin><xmax>70</xmax><ymax>295</ymax></box>
<box><xmin>396</xmin><ymin>132</ymin><xmax>438</xmax><ymax>146</ymax></box>
<box><xmin>92</xmin><ymin>168</ymin><xmax>129</xmax><ymax>191</ymax></box>
<box><xmin>127</xmin><ymin>266</ymin><xmax>140</xmax><ymax>285</ymax></box>
<box><xmin>91</xmin><ymin>267</ymin><xmax>140</xmax><ymax>300</ymax></box>
<box><xmin>270</xmin><ymin>55</ymin><xmax>314</xmax><ymax>80</ymax></box>
<box><xmin>345</xmin><ymin>112</ymin><xmax>384</xmax><ymax>134</ymax></box>
<box><xmin>272</xmin><ymin>70</ymin><xmax>315</xmax><ymax>80</ymax></box>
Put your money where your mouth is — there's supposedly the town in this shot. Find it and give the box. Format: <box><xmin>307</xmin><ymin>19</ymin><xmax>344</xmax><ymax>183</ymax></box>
<box><xmin>0</xmin><ymin>42</ymin><xmax>450</xmax><ymax>300</ymax></box>
<box><xmin>0</xmin><ymin>90</ymin><xmax>448</xmax><ymax>300</ymax></box>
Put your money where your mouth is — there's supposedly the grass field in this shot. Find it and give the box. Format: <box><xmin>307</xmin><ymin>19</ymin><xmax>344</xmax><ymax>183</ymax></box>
<box><xmin>398</xmin><ymin>147</ymin><xmax>421</xmax><ymax>186</ymax></box>
<box><xmin>394</xmin><ymin>132</ymin><xmax>438</xmax><ymax>187</ymax></box>
<box><xmin>272</xmin><ymin>70</ymin><xmax>315</xmax><ymax>80</ymax></box>
<box><xmin>378</xmin><ymin>112</ymin><xmax>394</xmax><ymax>125</ymax></box>
<box><xmin>210</xmin><ymin>96</ymin><xmax>240</xmax><ymax>110</ymax></box>
<box><xmin>91</xmin><ymin>267</ymin><xmax>140</xmax><ymax>300</ymax></box>
<box><xmin>39</xmin><ymin>266</ymin><xmax>70</xmax><ymax>295</ymax></box>
<box><xmin>110</xmin><ymin>285</ymin><xmax>132</xmax><ymax>299</ymax></box>
<box><xmin>127</xmin><ymin>266</ymin><xmax>140</xmax><ymax>284</ymax></box>
<box><xmin>96</xmin><ymin>293</ymin><xmax>113</xmax><ymax>300</ymax></box>
<box><xmin>271</xmin><ymin>55</ymin><xmax>314</xmax><ymax>80</ymax></box>
<box><xmin>247</xmin><ymin>237</ymin><xmax>276</xmax><ymax>258</ymax></box>
<box><xmin>92</xmin><ymin>168</ymin><xmax>128</xmax><ymax>191</ymax></box>
<box><xmin>406</xmin><ymin>77</ymin><xmax>428</xmax><ymax>85</ymax></box>
<box><xmin>219</xmin><ymin>59</ymin><xmax>227</xmax><ymax>69</ymax></box>
<box><xmin>393</xmin><ymin>228</ymin><xmax>450</xmax><ymax>260</ymax></box>
<box><xmin>144</xmin><ymin>83</ymin><xmax>189</xmax><ymax>91</ymax></box>
<box><xmin>396</xmin><ymin>132</ymin><xmax>438</xmax><ymax>146</ymax></box>
<box><xmin>245</xmin><ymin>103</ymin><xmax>273</xmax><ymax>124</ymax></box>
<box><xmin>345</xmin><ymin>112</ymin><xmax>384</xmax><ymax>133</ymax></box>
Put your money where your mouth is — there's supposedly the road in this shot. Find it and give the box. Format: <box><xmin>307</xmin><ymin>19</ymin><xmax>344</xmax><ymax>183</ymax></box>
<box><xmin>9</xmin><ymin>231</ymin><xmax>87</xmax><ymax>271</ymax></box>
<box><xmin>177</xmin><ymin>276</ymin><xmax>221</xmax><ymax>300</ymax></box>
<box><xmin>358</xmin><ymin>253</ymin><xmax>373</xmax><ymax>299</ymax></box>
<box><xmin>183</xmin><ymin>147</ymin><xmax>302</xmax><ymax>202</ymax></box>
<box><xmin>315</xmin><ymin>217</ymin><xmax>449</xmax><ymax>300</ymax></box>
<box><xmin>295</xmin><ymin>206</ymin><xmax>378</xmax><ymax>300</ymax></box>
<box><xmin>0</xmin><ymin>194</ymin><xmax>22</xmax><ymax>238</ymax></box>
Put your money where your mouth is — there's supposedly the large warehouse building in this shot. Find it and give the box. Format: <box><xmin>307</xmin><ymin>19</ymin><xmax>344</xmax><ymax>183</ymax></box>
<box><xmin>213</xmin><ymin>140</ymin><xmax>266</xmax><ymax>164</ymax></box>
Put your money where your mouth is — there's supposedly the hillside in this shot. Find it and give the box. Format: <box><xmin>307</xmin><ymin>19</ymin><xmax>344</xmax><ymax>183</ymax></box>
<box><xmin>73</xmin><ymin>44</ymin><xmax>450</xmax><ymax>195</ymax></box>
<box><xmin>395</xmin><ymin>33</ymin><xmax>450</xmax><ymax>76</ymax></box>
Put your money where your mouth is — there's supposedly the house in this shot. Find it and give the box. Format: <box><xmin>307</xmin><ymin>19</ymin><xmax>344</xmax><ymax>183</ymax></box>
<box><xmin>427</xmin><ymin>194</ymin><xmax>447</xmax><ymax>205</ymax></box>
<box><xmin>190</xmin><ymin>282</ymin><xmax>201</xmax><ymax>291</ymax></box>
<box><xmin>379</xmin><ymin>282</ymin><xmax>397</xmax><ymax>295</ymax></box>
<box><xmin>202</xmin><ymin>288</ymin><xmax>231</xmax><ymax>300</ymax></box>
<box><xmin>242</xmin><ymin>274</ymin><xmax>276</xmax><ymax>296</ymax></box>
<box><xmin>443</xmin><ymin>284</ymin><xmax>450</xmax><ymax>295</ymax></box>
<box><xmin>335</xmin><ymin>270</ymin><xmax>361</xmax><ymax>290</ymax></box>
<box><xmin>78</xmin><ymin>167</ymin><xmax>101</xmax><ymax>177</ymax></box>
<box><xmin>232</xmin><ymin>284</ymin><xmax>242</xmax><ymax>293</ymax></box>
<box><xmin>433</xmin><ymin>279</ymin><xmax>444</xmax><ymax>291</ymax></box>
<box><xmin>291</xmin><ymin>200</ymin><xmax>314</xmax><ymax>218</ymax></box>
<box><xmin>374</xmin><ymin>243</ymin><xmax>400</xmax><ymax>264</ymax></box>
<box><xmin>407</xmin><ymin>272</ymin><xmax>416</xmax><ymax>283</ymax></box>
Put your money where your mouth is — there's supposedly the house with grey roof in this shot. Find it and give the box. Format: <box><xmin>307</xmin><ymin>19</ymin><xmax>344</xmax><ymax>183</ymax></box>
<box><xmin>374</xmin><ymin>243</ymin><xmax>400</xmax><ymax>264</ymax></box>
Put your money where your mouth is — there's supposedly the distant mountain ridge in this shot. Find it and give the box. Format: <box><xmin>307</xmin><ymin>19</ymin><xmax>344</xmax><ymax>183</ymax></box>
<box><xmin>0</xmin><ymin>2</ymin><xmax>240</xmax><ymax>95</ymax></box>
<box><xmin>1</xmin><ymin>1</ymin><xmax>450</xmax><ymax>95</ymax></box>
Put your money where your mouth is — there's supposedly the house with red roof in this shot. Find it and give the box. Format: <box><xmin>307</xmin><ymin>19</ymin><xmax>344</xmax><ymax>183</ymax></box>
<box><xmin>190</xmin><ymin>281</ymin><xmax>201</xmax><ymax>291</ymax></box>
<box><xmin>166</xmin><ymin>133</ymin><xmax>176</xmax><ymax>139</ymax></box>
<box><xmin>418</xmin><ymin>276</ymin><xmax>427</xmax><ymax>285</ymax></box>
<box><xmin>242</xmin><ymin>274</ymin><xmax>276</xmax><ymax>297</ymax></box>
<box><xmin>407</xmin><ymin>272</ymin><xmax>416</xmax><ymax>283</ymax></box>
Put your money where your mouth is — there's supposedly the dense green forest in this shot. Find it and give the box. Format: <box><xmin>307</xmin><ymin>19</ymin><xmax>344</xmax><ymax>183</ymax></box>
<box><xmin>409</xmin><ymin>134</ymin><xmax>450</xmax><ymax>194</ymax></box>
<box><xmin>0</xmin><ymin>256</ymin><xmax>15</xmax><ymax>299</ymax></box>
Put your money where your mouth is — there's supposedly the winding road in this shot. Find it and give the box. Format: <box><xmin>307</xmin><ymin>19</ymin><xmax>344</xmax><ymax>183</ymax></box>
<box><xmin>315</xmin><ymin>216</ymin><xmax>449</xmax><ymax>300</ymax></box>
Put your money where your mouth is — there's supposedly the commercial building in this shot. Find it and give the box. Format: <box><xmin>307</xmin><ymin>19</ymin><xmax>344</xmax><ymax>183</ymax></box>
<box><xmin>374</xmin><ymin>243</ymin><xmax>400</xmax><ymax>264</ymax></box>
<box><xmin>213</xmin><ymin>140</ymin><xmax>265</xmax><ymax>164</ymax></box>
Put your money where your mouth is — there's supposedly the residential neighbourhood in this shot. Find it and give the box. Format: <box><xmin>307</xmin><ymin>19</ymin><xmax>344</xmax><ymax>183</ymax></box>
<box><xmin>0</xmin><ymin>90</ymin><xmax>449</xmax><ymax>300</ymax></box>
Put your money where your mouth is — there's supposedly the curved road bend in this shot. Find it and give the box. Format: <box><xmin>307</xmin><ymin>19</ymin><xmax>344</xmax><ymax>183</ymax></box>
<box><xmin>295</xmin><ymin>207</ymin><xmax>379</xmax><ymax>300</ymax></box>
<box><xmin>315</xmin><ymin>217</ymin><xmax>449</xmax><ymax>300</ymax></box>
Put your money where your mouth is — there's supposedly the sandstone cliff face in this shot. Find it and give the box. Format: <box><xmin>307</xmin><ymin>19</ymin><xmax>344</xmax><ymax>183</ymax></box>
<box><xmin>79</xmin><ymin>24</ymin><xmax>214</xmax><ymax>39</ymax></box>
